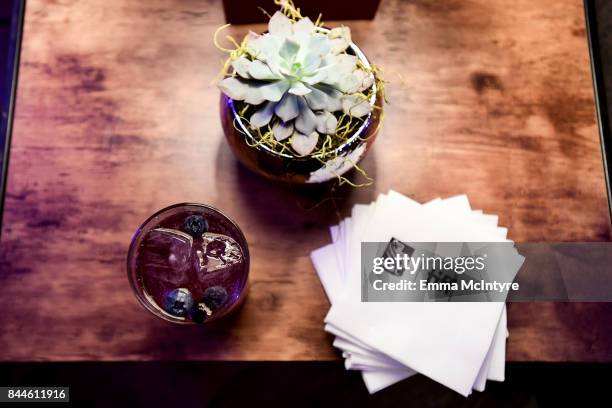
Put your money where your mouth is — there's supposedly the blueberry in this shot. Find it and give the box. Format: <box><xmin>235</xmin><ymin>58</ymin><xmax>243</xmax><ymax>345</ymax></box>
<box><xmin>183</xmin><ymin>215</ymin><xmax>208</xmax><ymax>237</ymax></box>
<box><xmin>162</xmin><ymin>288</ymin><xmax>194</xmax><ymax>317</ymax></box>
<box><xmin>188</xmin><ymin>303</ymin><xmax>210</xmax><ymax>324</ymax></box>
<box><xmin>202</xmin><ymin>286</ymin><xmax>228</xmax><ymax>311</ymax></box>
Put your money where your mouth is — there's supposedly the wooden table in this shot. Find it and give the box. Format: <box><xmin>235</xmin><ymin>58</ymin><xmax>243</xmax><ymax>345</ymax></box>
<box><xmin>1</xmin><ymin>0</ymin><xmax>611</xmax><ymax>362</ymax></box>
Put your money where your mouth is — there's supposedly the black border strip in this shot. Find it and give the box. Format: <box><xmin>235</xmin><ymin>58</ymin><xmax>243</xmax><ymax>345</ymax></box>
<box><xmin>584</xmin><ymin>0</ymin><xmax>612</xmax><ymax>223</ymax></box>
<box><xmin>0</xmin><ymin>0</ymin><xmax>25</xmax><ymax>235</ymax></box>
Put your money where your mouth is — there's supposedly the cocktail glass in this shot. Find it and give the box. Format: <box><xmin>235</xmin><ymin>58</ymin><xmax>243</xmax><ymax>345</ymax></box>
<box><xmin>127</xmin><ymin>203</ymin><xmax>249</xmax><ymax>324</ymax></box>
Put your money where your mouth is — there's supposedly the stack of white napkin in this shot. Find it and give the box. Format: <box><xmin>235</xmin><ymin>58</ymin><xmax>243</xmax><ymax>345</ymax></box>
<box><xmin>310</xmin><ymin>191</ymin><xmax>523</xmax><ymax>395</ymax></box>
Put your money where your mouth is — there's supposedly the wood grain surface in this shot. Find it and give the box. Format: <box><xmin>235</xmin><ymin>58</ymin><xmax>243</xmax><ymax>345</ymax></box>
<box><xmin>1</xmin><ymin>0</ymin><xmax>611</xmax><ymax>362</ymax></box>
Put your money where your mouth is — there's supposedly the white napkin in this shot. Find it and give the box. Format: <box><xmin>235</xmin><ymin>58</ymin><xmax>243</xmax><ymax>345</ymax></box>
<box><xmin>311</xmin><ymin>191</ymin><xmax>522</xmax><ymax>395</ymax></box>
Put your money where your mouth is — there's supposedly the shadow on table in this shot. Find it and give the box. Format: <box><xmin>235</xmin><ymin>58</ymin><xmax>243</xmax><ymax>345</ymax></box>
<box><xmin>213</xmin><ymin>136</ymin><xmax>379</xmax><ymax>228</ymax></box>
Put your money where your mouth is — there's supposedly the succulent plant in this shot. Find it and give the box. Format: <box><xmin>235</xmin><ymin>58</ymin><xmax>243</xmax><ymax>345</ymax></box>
<box><xmin>218</xmin><ymin>11</ymin><xmax>375</xmax><ymax>156</ymax></box>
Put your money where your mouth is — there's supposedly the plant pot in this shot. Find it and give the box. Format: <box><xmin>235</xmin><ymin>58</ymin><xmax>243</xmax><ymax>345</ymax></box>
<box><xmin>219</xmin><ymin>40</ymin><xmax>383</xmax><ymax>185</ymax></box>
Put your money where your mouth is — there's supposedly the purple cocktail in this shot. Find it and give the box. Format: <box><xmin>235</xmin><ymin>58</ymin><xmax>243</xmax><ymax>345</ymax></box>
<box><xmin>127</xmin><ymin>203</ymin><xmax>249</xmax><ymax>324</ymax></box>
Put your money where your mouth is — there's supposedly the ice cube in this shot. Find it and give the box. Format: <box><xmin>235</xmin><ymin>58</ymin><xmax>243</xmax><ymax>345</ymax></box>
<box><xmin>141</xmin><ymin>228</ymin><xmax>193</xmax><ymax>285</ymax></box>
<box><xmin>195</xmin><ymin>232</ymin><xmax>243</xmax><ymax>275</ymax></box>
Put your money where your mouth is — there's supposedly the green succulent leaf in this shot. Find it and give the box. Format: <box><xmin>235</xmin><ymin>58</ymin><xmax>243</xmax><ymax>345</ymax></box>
<box><xmin>303</xmin><ymin>85</ymin><xmax>329</xmax><ymax>111</ymax></box>
<box><xmin>259</xmin><ymin>80</ymin><xmax>290</xmax><ymax>102</ymax></box>
<box><xmin>250</xmin><ymin>101</ymin><xmax>277</xmax><ymax>128</ymax></box>
<box><xmin>231</xmin><ymin>56</ymin><xmax>252</xmax><ymax>79</ymax></box>
<box><xmin>219</xmin><ymin>77</ymin><xmax>245</xmax><ymax>99</ymax></box>
<box><xmin>293</xmin><ymin>17</ymin><xmax>316</xmax><ymax>35</ymax></box>
<box><xmin>341</xmin><ymin>94</ymin><xmax>372</xmax><ymax>117</ymax></box>
<box><xmin>279</xmin><ymin>39</ymin><xmax>300</xmax><ymax>61</ymax></box>
<box><xmin>291</xmin><ymin>131</ymin><xmax>319</xmax><ymax>156</ymax></box>
<box><xmin>268</xmin><ymin>11</ymin><xmax>293</xmax><ymax>38</ymax></box>
<box><xmin>275</xmin><ymin>93</ymin><xmax>300</xmax><ymax>122</ymax></box>
<box><xmin>315</xmin><ymin>111</ymin><xmax>339</xmax><ymax>134</ymax></box>
<box><xmin>272</xmin><ymin>120</ymin><xmax>294</xmax><ymax>141</ymax></box>
<box><xmin>288</xmin><ymin>82</ymin><xmax>311</xmax><ymax>96</ymax></box>
<box><xmin>294</xmin><ymin>97</ymin><xmax>318</xmax><ymax>135</ymax></box>
<box><xmin>248</xmin><ymin>60</ymin><xmax>279</xmax><ymax>80</ymax></box>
